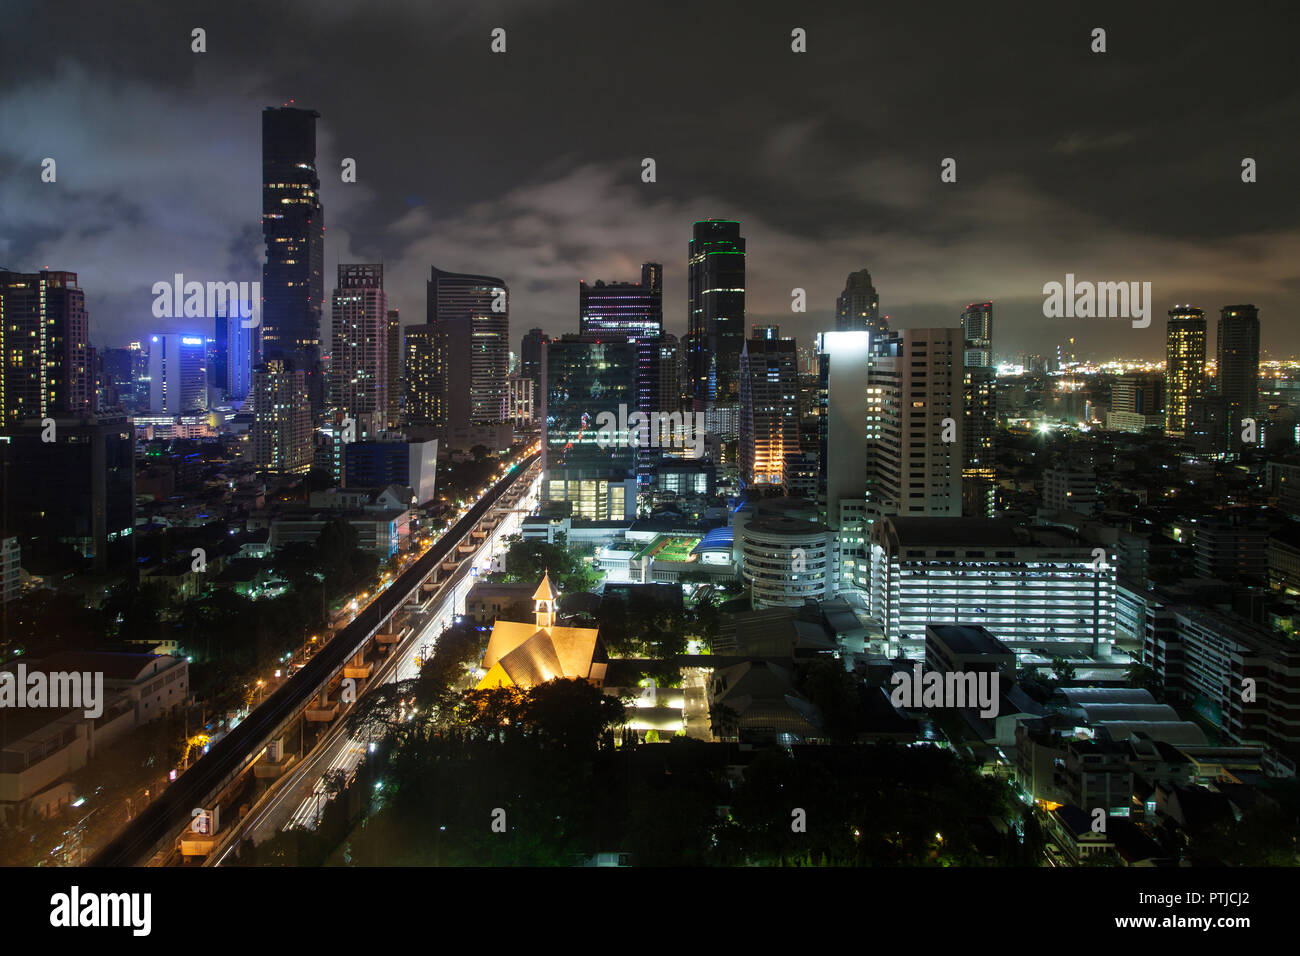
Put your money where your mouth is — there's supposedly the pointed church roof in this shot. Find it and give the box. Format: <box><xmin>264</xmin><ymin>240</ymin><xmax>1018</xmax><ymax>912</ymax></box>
<box><xmin>533</xmin><ymin>572</ymin><xmax>558</xmax><ymax>603</ymax></box>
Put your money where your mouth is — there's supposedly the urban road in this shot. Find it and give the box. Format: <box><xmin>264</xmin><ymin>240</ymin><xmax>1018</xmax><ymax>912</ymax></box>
<box><xmin>209</xmin><ymin>467</ymin><xmax>540</xmax><ymax>863</ymax></box>
<box><xmin>89</xmin><ymin>450</ymin><xmax>540</xmax><ymax>867</ymax></box>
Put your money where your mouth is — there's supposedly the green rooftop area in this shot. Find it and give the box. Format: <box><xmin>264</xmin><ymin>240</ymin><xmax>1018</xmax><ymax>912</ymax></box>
<box><xmin>633</xmin><ymin>534</ymin><xmax>701</xmax><ymax>563</ymax></box>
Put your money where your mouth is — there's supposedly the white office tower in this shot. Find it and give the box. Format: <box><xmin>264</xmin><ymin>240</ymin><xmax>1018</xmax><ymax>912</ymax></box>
<box><xmin>148</xmin><ymin>333</ymin><xmax>208</xmax><ymax>414</ymax></box>
<box><xmin>821</xmin><ymin>331</ymin><xmax>870</xmax><ymax>591</ymax></box>
<box><xmin>867</xmin><ymin>327</ymin><xmax>963</xmax><ymax>520</ymax></box>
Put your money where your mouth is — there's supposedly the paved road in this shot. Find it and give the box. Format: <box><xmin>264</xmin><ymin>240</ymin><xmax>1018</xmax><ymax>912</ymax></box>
<box><xmin>210</xmin><ymin>472</ymin><xmax>538</xmax><ymax>863</ymax></box>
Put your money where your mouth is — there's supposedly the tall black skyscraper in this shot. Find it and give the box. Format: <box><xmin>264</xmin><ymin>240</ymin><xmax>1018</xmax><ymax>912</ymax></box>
<box><xmin>686</xmin><ymin>219</ymin><xmax>745</xmax><ymax>408</ymax></box>
<box><xmin>520</xmin><ymin>327</ymin><xmax>549</xmax><ymax>390</ymax></box>
<box><xmin>261</xmin><ymin>106</ymin><xmax>324</xmax><ymax>408</ymax></box>
<box><xmin>1216</xmin><ymin>304</ymin><xmax>1261</xmax><ymax>447</ymax></box>
<box><xmin>835</xmin><ymin>269</ymin><xmax>883</xmax><ymax>339</ymax></box>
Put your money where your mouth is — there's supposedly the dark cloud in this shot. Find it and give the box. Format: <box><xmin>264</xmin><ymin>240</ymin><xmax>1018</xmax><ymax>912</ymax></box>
<box><xmin>0</xmin><ymin>0</ymin><xmax>1296</xmax><ymax>360</ymax></box>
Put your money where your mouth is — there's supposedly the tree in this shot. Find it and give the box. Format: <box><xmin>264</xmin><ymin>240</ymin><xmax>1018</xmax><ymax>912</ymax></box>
<box><xmin>1125</xmin><ymin>662</ymin><xmax>1164</xmax><ymax>698</ymax></box>
<box><xmin>801</xmin><ymin>656</ymin><xmax>863</xmax><ymax>743</ymax></box>
<box><xmin>521</xmin><ymin>679</ymin><xmax>625</xmax><ymax>752</ymax></box>
<box><xmin>344</xmin><ymin>678</ymin><xmax>425</xmax><ymax>742</ymax></box>
<box><xmin>1049</xmin><ymin>656</ymin><xmax>1077</xmax><ymax>683</ymax></box>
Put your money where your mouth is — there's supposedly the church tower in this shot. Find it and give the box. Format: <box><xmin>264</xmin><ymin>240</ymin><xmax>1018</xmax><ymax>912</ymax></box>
<box><xmin>533</xmin><ymin>572</ymin><xmax>558</xmax><ymax>629</ymax></box>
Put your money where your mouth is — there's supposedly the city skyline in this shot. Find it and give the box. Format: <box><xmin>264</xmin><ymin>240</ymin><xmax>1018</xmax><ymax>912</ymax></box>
<box><xmin>1</xmin><ymin>2</ymin><xmax>1297</xmax><ymax>359</ymax></box>
<box><xmin>3</xmin><ymin>0</ymin><xmax>1300</xmax><ymax>890</ymax></box>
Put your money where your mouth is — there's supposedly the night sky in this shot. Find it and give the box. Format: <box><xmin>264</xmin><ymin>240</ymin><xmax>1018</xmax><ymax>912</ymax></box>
<box><xmin>1</xmin><ymin>0</ymin><xmax>1297</xmax><ymax>360</ymax></box>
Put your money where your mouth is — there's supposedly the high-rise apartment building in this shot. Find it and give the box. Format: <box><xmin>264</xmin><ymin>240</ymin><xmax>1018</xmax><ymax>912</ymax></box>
<box><xmin>962</xmin><ymin>365</ymin><xmax>996</xmax><ymax>517</ymax></box>
<box><xmin>329</xmin><ymin>264</ymin><xmax>389</xmax><ymax>440</ymax></box>
<box><xmin>868</xmin><ymin>327</ymin><xmax>963</xmax><ymax>518</ymax></box>
<box><xmin>260</xmin><ymin>106</ymin><xmax>324</xmax><ymax>407</ymax></box>
<box><xmin>252</xmin><ymin>359</ymin><xmax>312</xmax><ymax>474</ymax></box>
<box><xmin>686</xmin><ymin>220</ymin><xmax>745</xmax><ymax>407</ymax></box>
<box><xmin>738</xmin><ymin>337</ymin><xmax>799</xmax><ymax>487</ymax></box>
<box><xmin>385</xmin><ymin>309</ymin><xmax>402</xmax><ymax>429</ymax></box>
<box><xmin>0</xmin><ymin>269</ymin><xmax>91</xmax><ymax>425</ymax></box>
<box><xmin>403</xmin><ymin>324</ymin><xmax>440</xmax><ymax>427</ymax></box>
<box><xmin>961</xmin><ymin>301</ymin><xmax>993</xmax><ymax>368</ymax></box>
<box><xmin>1165</xmin><ymin>306</ymin><xmax>1207</xmax><ymax>437</ymax></box>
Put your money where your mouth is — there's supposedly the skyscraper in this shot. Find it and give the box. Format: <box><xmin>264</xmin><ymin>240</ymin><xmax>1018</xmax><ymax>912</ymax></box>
<box><xmin>329</xmin><ymin>263</ymin><xmax>389</xmax><ymax>441</ymax></box>
<box><xmin>252</xmin><ymin>359</ymin><xmax>312</xmax><ymax>474</ymax></box>
<box><xmin>1217</xmin><ymin>304</ymin><xmax>1261</xmax><ymax>448</ymax></box>
<box><xmin>821</xmin><ymin>331</ymin><xmax>871</xmax><ymax>590</ymax></box>
<box><xmin>686</xmin><ymin>219</ymin><xmax>746</xmax><ymax>407</ymax></box>
<box><xmin>403</xmin><ymin>324</ymin><xmax>440</xmax><ymax>427</ymax></box>
<box><xmin>962</xmin><ymin>365</ymin><xmax>996</xmax><ymax>516</ymax></box>
<box><xmin>520</xmin><ymin>328</ymin><xmax>549</xmax><ymax>391</ymax></box>
<box><xmin>869</xmin><ymin>327</ymin><xmax>963</xmax><ymax>518</ymax></box>
<box><xmin>1109</xmin><ymin>373</ymin><xmax>1165</xmax><ymax>432</ymax></box>
<box><xmin>261</xmin><ymin>106</ymin><xmax>324</xmax><ymax>407</ymax></box>
<box><xmin>385</xmin><ymin>308</ymin><xmax>402</xmax><ymax>429</ymax></box>
<box><xmin>224</xmin><ymin>313</ymin><xmax>255</xmax><ymax>401</ymax></box>
<box><xmin>579</xmin><ymin>263</ymin><xmax>663</xmax><ymax>339</ymax></box>
<box><xmin>0</xmin><ymin>414</ymin><xmax>135</xmax><ymax>573</ymax></box>
<box><xmin>961</xmin><ymin>301</ymin><xmax>993</xmax><ymax>368</ymax></box>
<box><xmin>658</xmin><ymin>333</ymin><xmax>685</xmax><ymax>414</ymax></box>
<box><xmin>542</xmin><ymin>335</ymin><xmax>638</xmax><ymax>520</ymax></box>
<box><xmin>427</xmin><ymin>266</ymin><xmax>510</xmax><ymax>426</ymax></box>
<box><xmin>0</xmin><ymin>269</ymin><xmax>91</xmax><ymax>425</ymax></box>
<box><xmin>835</xmin><ymin>269</ymin><xmax>884</xmax><ymax>338</ymax></box>
<box><xmin>1165</xmin><ymin>306</ymin><xmax>1207</xmax><ymax>437</ymax></box>
<box><xmin>738</xmin><ymin>336</ymin><xmax>799</xmax><ymax>487</ymax></box>
<box><xmin>147</xmin><ymin>333</ymin><xmax>208</xmax><ymax>414</ymax></box>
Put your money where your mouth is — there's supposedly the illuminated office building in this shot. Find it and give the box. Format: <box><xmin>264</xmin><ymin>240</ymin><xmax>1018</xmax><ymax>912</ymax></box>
<box><xmin>869</xmin><ymin>516</ymin><xmax>1115</xmax><ymax>660</ymax></box>
<box><xmin>542</xmin><ymin>335</ymin><xmax>637</xmax><ymax>520</ymax></box>
<box><xmin>1165</xmin><ymin>306</ymin><xmax>1207</xmax><ymax>437</ymax></box>
<box><xmin>147</xmin><ymin>333</ymin><xmax>208</xmax><ymax>414</ymax></box>
<box><xmin>579</xmin><ymin>263</ymin><xmax>663</xmax><ymax>339</ymax></box>
<box><xmin>738</xmin><ymin>336</ymin><xmax>799</xmax><ymax>487</ymax></box>
<box><xmin>686</xmin><ymin>219</ymin><xmax>745</xmax><ymax>407</ymax></box>
<box><xmin>261</xmin><ymin>106</ymin><xmax>325</xmax><ymax>407</ymax></box>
